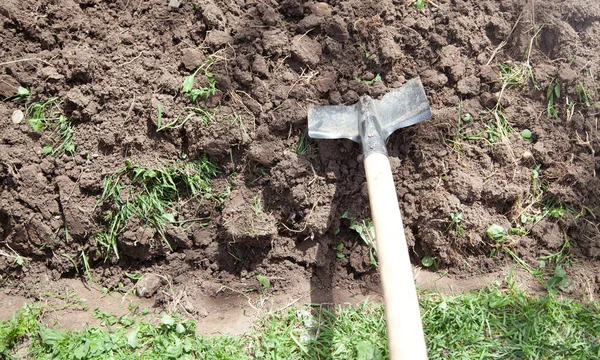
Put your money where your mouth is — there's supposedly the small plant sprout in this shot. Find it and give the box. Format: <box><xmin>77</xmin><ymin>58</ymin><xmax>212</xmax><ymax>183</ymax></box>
<box><xmin>294</xmin><ymin>131</ymin><xmax>309</xmax><ymax>155</ymax></box>
<box><xmin>358</xmin><ymin>43</ymin><xmax>371</xmax><ymax>59</ymax></box>
<box><xmin>486</xmin><ymin>224</ymin><xmax>507</xmax><ymax>244</ymax></box>
<box><xmin>421</xmin><ymin>255</ymin><xmax>435</xmax><ymax>268</ymax></box>
<box><xmin>252</xmin><ymin>194</ymin><xmax>263</xmax><ymax>215</ymax></box>
<box><xmin>256</xmin><ymin>274</ymin><xmax>271</xmax><ymax>293</ymax></box>
<box><xmin>498</xmin><ymin>63</ymin><xmax>528</xmax><ymax>88</ymax></box>
<box><xmin>520</xmin><ymin>129</ymin><xmax>533</xmax><ymax>142</ymax></box>
<box><xmin>546</xmin><ymin>78</ymin><xmax>561</xmax><ymax>119</ymax></box>
<box><xmin>354</xmin><ymin>74</ymin><xmax>381</xmax><ymax>86</ymax></box>
<box><xmin>5</xmin><ymin>86</ymin><xmax>30</xmax><ymax>101</ymax></box>
<box><xmin>333</xmin><ymin>243</ymin><xmax>345</xmax><ymax>258</ymax></box>
<box><xmin>341</xmin><ymin>212</ymin><xmax>377</xmax><ymax>266</ymax></box>
<box><xmin>181</xmin><ymin>59</ymin><xmax>218</xmax><ymax>103</ymax></box>
<box><xmin>412</xmin><ymin>0</ymin><xmax>425</xmax><ymax>9</ymax></box>
<box><xmin>26</xmin><ymin>98</ymin><xmax>76</xmax><ymax>156</ymax></box>
<box><xmin>577</xmin><ymin>82</ymin><xmax>594</xmax><ymax>107</ymax></box>
<box><xmin>449</xmin><ymin>212</ymin><xmax>465</xmax><ymax>237</ymax></box>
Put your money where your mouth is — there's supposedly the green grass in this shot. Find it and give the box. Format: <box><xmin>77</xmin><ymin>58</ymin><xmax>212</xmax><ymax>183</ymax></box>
<box><xmin>181</xmin><ymin>59</ymin><xmax>218</xmax><ymax>103</ymax></box>
<box><xmin>94</xmin><ymin>156</ymin><xmax>221</xmax><ymax>259</ymax></box>
<box><xmin>26</xmin><ymin>98</ymin><xmax>76</xmax><ymax>156</ymax></box>
<box><xmin>2</xmin><ymin>281</ymin><xmax>599</xmax><ymax>359</ymax></box>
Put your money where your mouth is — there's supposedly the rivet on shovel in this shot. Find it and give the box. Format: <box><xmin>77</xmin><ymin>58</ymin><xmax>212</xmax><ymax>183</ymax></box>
<box><xmin>308</xmin><ymin>78</ymin><xmax>432</xmax><ymax>360</ymax></box>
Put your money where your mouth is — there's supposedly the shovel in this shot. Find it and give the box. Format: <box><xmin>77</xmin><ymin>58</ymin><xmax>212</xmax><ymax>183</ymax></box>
<box><xmin>308</xmin><ymin>78</ymin><xmax>431</xmax><ymax>360</ymax></box>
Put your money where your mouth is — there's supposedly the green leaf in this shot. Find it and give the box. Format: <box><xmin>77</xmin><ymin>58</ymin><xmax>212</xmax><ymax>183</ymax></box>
<box><xmin>43</xmin><ymin>145</ymin><xmax>53</xmax><ymax>155</ymax></box>
<box><xmin>163</xmin><ymin>213</ymin><xmax>176</xmax><ymax>223</ymax></box>
<box><xmin>161</xmin><ymin>313</ymin><xmax>175</xmax><ymax>326</ymax></box>
<box><xmin>125</xmin><ymin>272</ymin><xmax>142</xmax><ymax>280</ymax></box>
<box><xmin>356</xmin><ymin>341</ymin><xmax>383</xmax><ymax>360</ymax></box>
<box><xmin>520</xmin><ymin>129</ymin><xmax>532</xmax><ymax>140</ymax></box>
<box><xmin>17</xmin><ymin>86</ymin><xmax>30</xmax><ymax>96</ymax></box>
<box><xmin>156</xmin><ymin>103</ymin><xmax>163</xmax><ymax>129</ymax></box>
<box><xmin>176</xmin><ymin>323</ymin><xmax>186</xmax><ymax>334</ymax></box>
<box><xmin>28</xmin><ymin>117</ymin><xmax>44</xmax><ymax>132</ymax></box>
<box><xmin>554</xmin><ymin>81</ymin><xmax>561</xmax><ymax>98</ymax></box>
<box><xmin>74</xmin><ymin>341</ymin><xmax>89</xmax><ymax>359</ymax></box>
<box><xmin>182</xmin><ymin>74</ymin><xmax>195</xmax><ymax>93</ymax></box>
<box><xmin>126</xmin><ymin>328</ymin><xmax>139</xmax><ymax>348</ymax></box>
<box><xmin>64</xmin><ymin>142</ymin><xmax>76</xmax><ymax>154</ymax></box>
<box><xmin>486</xmin><ymin>224</ymin><xmax>506</xmax><ymax>242</ymax></box>
<box><xmin>412</xmin><ymin>0</ymin><xmax>425</xmax><ymax>9</ymax></box>
<box><xmin>39</xmin><ymin>326</ymin><xmax>66</xmax><ymax>345</ymax></box>
<box><xmin>336</xmin><ymin>252</ymin><xmax>345</xmax><ymax>259</ymax></box>
<box><xmin>256</xmin><ymin>274</ymin><xmax>271</xmax><ymax>290</ymax></box>
<box><xmin>421</xmin><ymin>256</ymin><xmax>435</xmax><ymax>267</ymax></box>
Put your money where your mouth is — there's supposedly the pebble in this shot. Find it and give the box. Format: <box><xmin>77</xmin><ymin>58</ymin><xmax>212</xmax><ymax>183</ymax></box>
<box><xmin>168</xmin><ymin>0</ymin><xmax>181</xmax><ymax>11</ymax></box>
<box><xmin>12</xmin><ymin>109</ymin><xmax>24</xmax><ymax>124</ymax></box>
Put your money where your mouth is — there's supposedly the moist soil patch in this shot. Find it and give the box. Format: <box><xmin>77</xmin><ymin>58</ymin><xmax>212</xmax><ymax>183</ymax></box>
<box><xmin>1</xmin><ymin>0</ymin><xmax>599</xmax><ymax>327</ymax></box>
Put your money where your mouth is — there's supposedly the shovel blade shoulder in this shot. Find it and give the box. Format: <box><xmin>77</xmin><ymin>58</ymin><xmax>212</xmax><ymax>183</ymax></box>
<box><xmin>307</xmin><ymin>103</ymin><xmax>360</xmax><ymax>142</ymax></box>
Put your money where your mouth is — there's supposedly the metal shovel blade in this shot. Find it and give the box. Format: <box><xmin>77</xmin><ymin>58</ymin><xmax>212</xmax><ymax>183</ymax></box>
<box><xmin>308</xmin><ymin>78</ymin><xmax>431</xmax><ymax>143</ymax></box>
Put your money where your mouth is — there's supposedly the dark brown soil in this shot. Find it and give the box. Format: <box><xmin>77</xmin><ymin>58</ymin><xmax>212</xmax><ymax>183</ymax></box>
<box><xmin>1</xmin><ymin>0</ymin><xmax>599</xmax><ymax>320</ymax></box>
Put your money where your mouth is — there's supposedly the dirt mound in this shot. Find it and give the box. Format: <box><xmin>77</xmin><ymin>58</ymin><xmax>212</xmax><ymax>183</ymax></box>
<box><xmin>1</xmin><ymin>0</ymin><xmax>599</xmax><ymax>306</ymax></box>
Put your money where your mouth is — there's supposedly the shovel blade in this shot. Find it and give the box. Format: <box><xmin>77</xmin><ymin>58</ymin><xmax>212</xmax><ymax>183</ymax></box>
<box><xmin>308</xmin><ymin>78</ymin><xmax>431</xmax><ymax>142</ymax></box>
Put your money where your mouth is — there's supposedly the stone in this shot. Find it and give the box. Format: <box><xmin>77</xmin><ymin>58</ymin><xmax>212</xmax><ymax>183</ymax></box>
<box><xmin>205</xmin><ymin>30</ymin><xmax>234</xmax><ymax>48</ymax></box>
<box><xmin>168</xmin><ymin>0</ymin><xmax>181</xmax><ymax>11</ymax></box>
<box><xmin>181</xmin><ymin>48</ymin><xmax>206</xmax><ymax>71</ymax></box>
<box><xmin>291</xmin><ymin>35</ymin><xmax>322</xmax><ymax>67</ymax></box>
<box><xmin>135</xmin><ymin>274</ymin><xmax>164</xmax><ymax>298</ymax></box>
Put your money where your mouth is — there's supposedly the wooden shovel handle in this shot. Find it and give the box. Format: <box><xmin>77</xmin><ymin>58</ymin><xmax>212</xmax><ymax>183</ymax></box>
<box><xmin>364</xmin><ymin>153</ymin><xmax>428</xmax><ymax>360</ymax></box>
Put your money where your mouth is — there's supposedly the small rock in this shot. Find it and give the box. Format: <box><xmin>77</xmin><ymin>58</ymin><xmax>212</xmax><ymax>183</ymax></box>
<box><xmin>252</xmin><ymin>55</ymin><xmax>269</xmax><ymax>77</ymax></box>
<box><xmin>181</xmin><ymin>48</ymin><xmax>206</xmax><ymax>71</ymax></box>
<box><xmin>324</xmin><ymin>16</ymin><xmax>349</xmax><ymax>43</ymax></box>
<box><xmin>202</xmin><ymin>3</ymin><xmax>226</xmax><ymax>29</ymax></box>
<box><xmin>421</xmin><ymin>69</ymin><xmax>448</xmax><ymax>88</ymax></box>
<box><xmin>308</xmin><ymin>2</ymin><xmax>332</xmax><ymax>17</ymax></box>
<box><xmin>205</xmin><ymin>30</ymin><xmax>234</xmax><ymax>48</ymax></box>
<box><xmin>135</xmin><ymin>274</ymin><xmax>164</xmax><ymax>298</ymax></box>
<box><xmin>168</xmin><ymin>0</ymin><xmax>181</xmax><ymax>11</ymax></box>
<box><xmin>12</xmin><ymin>110</ymin><xmax>24</xmax><ymax>124</ymax></box>
<box><xmin>291</xmin><ymin>35</ymin><xmax>322</xmax><ymax>67</ymax></box>
<box><xmin>456</xmin><ymin>76</ymin><xmax>481</xmax><ymax>96</ymax></box>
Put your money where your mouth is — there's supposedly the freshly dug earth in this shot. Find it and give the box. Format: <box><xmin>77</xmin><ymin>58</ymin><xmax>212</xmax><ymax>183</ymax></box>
<box><xmin>1</xmin><ymin>0</ymin><xmax>599</xmax><ymax>318</ymax></box>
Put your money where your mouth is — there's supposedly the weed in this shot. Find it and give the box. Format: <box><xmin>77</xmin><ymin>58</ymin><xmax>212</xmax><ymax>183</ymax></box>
<box><xmin>412</xmin><ymin>0</ymin><xmax>425</xmax><ymax>9</ymax></box>
<box><xmin>333</xmin><ymin>243</ymin><xmax>345</xmax><ymax>259</ymax></box>
<box><xmin>498</xmin><ymin>63</ymin><xmax>528</xmax><ymax>87</ymax></box>
<box><xmin>228</xmin><ymin>113</ymin><xmax>248</xmax><ymax>140</ymax></box>
<box><xmin>446</xmin><ymin>103</ymin><xmax>485</xmax><ymax>152</ymax></box>
<box><xmin>341</xmin><ymin>212</ymin><xmax>377</xmax><ymax>265</ymax></box>
<box><xmin>520</xmin><ymin>128</ymin><xmax>533</xmax><ymax>142</ymax></box>
<box><xmin>353</xmin><ymin>74</ymin><xmax>381</xmax><ymax>86</ymax></box>
<box><xmin>578</xmin><ymin>82</ymin><xmax>594</xmax><ymax>107</ymax></box>
<box><xmin>293</xmin><ymin>131</ymin><xmax>310</xmax><ymax>155</ymax></box>
<box><xmin>421</xmin><ymin>255</ymin><xmax>436</xmax><ymax>268</ymax></box>
<box><xmin>448</xmin><ymin>211</ymin><xmax>465</xmax><ymax>238</ymax></box>
<box><xmin>252</xmin><ymin>194</ymin><xmax>263</xmax><ymax>215</ymax></box>
<box><xmin>547</xmin><ymin>78</ymin><xmax>561</xmax><ymax>119</ymax></box>
<box><xmin>94</xmin><ymin>155</ymin><xmax>220</xmax><ymax>259</ymax></box>
<box><xmin>181</xmin><ymin>59</ymin><xmax>218</xmax><ymax>103</ymax></box>
<box><xmin>358</xmin><ymin>43</ymin><xmax>371</xmax><ymax>59</ymax></box>
<box><xmin>3</xmin><ymin>86</ymin><xmax>30</xmax><ymax>102</ymax></box>
<box><xmin>256</xmin><ymin>274</ymin><xmax>271</xmax><ymax>293</ymax></box>
<box><xmin>26</xmin><ymin>98</ymin><xmax>76</xmax><ymax>156</ymax></box>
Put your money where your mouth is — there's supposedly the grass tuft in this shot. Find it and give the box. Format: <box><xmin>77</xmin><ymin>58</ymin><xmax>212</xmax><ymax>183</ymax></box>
<box><xmin>26</xmin><ymin>98</ymin><xmax>76</xmax><ymax>156</ymax></box>
<box><xmin>2</xmin><ymin>282</ymin><xmax>599</xmax><ymax>359</ymax></box>
<box><xmin>94</xmin><ymin>155</ymin><xmax>221</xmax><ymax>259</ymax></box>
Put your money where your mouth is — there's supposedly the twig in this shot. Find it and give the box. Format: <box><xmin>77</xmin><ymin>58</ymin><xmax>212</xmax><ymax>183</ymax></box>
<box><xmin>117</xmin><ymin>52</ymin><xmax>144</xmax><ymax>67</ymax></box>
<box><xmin>0</xmin><ymin>58</ymin><xmax>53</xmax><ymax>67</ymax></box>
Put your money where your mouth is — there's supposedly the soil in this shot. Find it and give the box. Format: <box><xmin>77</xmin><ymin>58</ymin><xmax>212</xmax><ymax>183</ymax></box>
<box><xmin>1</xmin><ymin>0</ymin><xmax>599</xmax><ymax>331</ymax></box>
